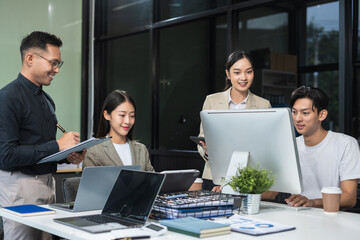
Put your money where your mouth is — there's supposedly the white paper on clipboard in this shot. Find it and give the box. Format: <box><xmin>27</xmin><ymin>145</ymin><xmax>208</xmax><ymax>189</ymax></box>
<box><xmin>37</xmin><ymin>137</ymin><xmax>111</xmax><ymax>164</ymax></box>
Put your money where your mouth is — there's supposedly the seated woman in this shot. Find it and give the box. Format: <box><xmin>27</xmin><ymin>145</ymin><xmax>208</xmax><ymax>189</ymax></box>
<box><xmin>83</xmin><ymin>90</ymin><xmax>154</xmax><ymax>171</ymax></box>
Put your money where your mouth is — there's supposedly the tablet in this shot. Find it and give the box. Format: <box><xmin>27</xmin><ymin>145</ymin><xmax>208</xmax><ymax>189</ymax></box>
<box><xmin>159</xmin><ymin>169</ymin><xmax>200</xmax><ymax>193</ymax></box>
<box><xmin>190</xmin><ymin>136</ymin><xmax>205</xmax><ymax>146</ymax></box>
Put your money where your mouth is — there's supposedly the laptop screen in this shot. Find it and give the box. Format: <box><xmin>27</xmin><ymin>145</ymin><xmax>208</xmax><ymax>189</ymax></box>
<box><xmin>102</xmin><ymin>170</ymin><xmax>165</xmax><ymax>223</ymax></box>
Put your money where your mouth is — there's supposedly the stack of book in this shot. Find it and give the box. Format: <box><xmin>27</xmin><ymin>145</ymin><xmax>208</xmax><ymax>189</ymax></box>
<box><xmin>160</xmin><ymin>217</ymin><xmax>231</xmax><ymax>238</ymax></box>
<box><xmin>152</xmin><ymin>191</ymin><xmax>241</xmax><ymax>219</ymax></box>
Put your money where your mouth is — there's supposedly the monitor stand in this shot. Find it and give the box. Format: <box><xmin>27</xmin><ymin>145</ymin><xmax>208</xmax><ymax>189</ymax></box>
<box><xmin>221</xmin><ymin>151</ymin><xmax>249</xmax><ymax>195</ymax></box>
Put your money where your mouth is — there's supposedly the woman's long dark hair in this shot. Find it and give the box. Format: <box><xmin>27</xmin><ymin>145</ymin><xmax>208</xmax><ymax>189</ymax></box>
<box><xmin>224</xmin><ymin>50</ymin><xmax>254</xmax><ymax>90</ymax></box>
<box><xmin>96</xmin><ymin>90</ymin><xmax>136</xmax><ymax>140</ymax></box>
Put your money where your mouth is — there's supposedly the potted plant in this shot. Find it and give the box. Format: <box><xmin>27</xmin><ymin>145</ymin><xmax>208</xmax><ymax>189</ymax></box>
<box><xmin>225</xmin><ymin>164</ymin><xmax>275</xmax><ymax>214</ymax></box>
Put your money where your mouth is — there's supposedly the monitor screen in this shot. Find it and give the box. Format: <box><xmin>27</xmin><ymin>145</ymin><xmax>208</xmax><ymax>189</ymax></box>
<box><xmin>200</xmin><ymin>108</ymin><xmax>303</xmax><ymax>194</ymax></box>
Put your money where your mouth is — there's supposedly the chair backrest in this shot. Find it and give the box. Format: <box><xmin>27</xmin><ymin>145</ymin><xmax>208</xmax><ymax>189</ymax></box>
<box><xmin>62</xmin><ymin>177</ymin><xmax>81</xmax><ymax>202</ymax></box>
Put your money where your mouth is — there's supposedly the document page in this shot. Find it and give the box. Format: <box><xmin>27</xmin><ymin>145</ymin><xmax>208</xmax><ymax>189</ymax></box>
<box><xmin>212</xmin><ymin>214</ymin><xmax>295</xmax><ymax>235</ymax></box>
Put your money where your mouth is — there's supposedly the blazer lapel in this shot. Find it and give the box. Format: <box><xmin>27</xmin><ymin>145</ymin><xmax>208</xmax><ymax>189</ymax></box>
<box><xmin>103</xmin><ymin>140</ymin><xmax>124</xmax><ymax>166</ymax></box>
<box><xmin>129</xmin><ymin>140</ymin><xmax>137</xmax><ymax>165</ymax></box>
<box><xmin>246</xmin><ymin>90</ymin><xmax>257</xmax><ymax>109</ymax></box>
<box><xmin>216</xmin><ymin>88</ymin><xmax>231</xmax><ymax>110</ymax></box>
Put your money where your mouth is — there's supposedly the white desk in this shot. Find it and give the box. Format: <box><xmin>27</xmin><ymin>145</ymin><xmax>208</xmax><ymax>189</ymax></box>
<box><xmin>1</xmin><ymin>202</ymin><xmax>360</xmax><ymax>240</ymax></box>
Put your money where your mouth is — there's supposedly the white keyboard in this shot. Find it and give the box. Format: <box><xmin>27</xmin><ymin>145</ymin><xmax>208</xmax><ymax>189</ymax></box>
<box><xmin>260</xmin><ymin>201</ymin><xmax>311</xmax><ymax>211</ymax></box>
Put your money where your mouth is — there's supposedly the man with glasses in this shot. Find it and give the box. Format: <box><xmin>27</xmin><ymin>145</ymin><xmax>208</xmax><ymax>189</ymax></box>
<box><xmin>0</xmin><ymin>31</ymin><xmax>86</xmax><ymax>239</ymax></box>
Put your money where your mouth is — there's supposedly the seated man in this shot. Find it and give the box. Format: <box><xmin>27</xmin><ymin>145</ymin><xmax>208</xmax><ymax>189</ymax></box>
<box><xmin>263</xmin><ymin>86</ymin><xmax>360</xmax><ymax>208</ymax></box>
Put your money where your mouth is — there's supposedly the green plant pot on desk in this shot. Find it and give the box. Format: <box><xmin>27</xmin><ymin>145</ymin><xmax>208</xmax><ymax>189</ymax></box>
<box><xmin>225</xmin><ymin>165</ymin><xmax>275</xmax><ymax>214</ymax></box>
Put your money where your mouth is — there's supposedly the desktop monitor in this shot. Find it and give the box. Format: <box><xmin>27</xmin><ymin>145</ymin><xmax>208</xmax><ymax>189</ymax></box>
<box><xmin>200</xmin><ymin>108</ymin><xmax>303</xmax><ymax>194</ymax></box>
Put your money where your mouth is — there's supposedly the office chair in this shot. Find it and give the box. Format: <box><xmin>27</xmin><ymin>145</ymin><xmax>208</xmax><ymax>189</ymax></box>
<box><xmin>62</xmin><ymin>177</ymin><xmax>81</xmax><ymax>202</ymax></box>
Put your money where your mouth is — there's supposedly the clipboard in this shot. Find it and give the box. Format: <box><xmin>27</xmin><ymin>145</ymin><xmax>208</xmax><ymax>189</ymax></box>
<box><xmin>37</xmin><ymin>137</ymin><xmax>112</xmax><ymax>164</ymax></box>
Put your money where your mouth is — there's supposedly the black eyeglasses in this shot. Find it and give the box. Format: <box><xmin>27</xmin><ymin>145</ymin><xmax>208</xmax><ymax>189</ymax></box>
<box><xmin>32</xmin><ymin>53</ymin><xmax>64</xmax><ymax>69</ymax></box>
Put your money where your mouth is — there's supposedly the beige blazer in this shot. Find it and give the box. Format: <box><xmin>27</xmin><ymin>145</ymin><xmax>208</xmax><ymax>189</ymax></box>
<box><xmin>198</xmin><ymin>88</ymin><xmax>271</xmax><ymax>180</ymax></box>
<box><xmin>83</xmin><ymin>138</ymin><xmax>154</xmax><ymax>172</ymax></box>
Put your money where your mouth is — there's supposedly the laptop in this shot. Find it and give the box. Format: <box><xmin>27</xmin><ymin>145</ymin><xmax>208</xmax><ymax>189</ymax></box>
<box><xmin>50</xmin><ymin>165</ymin><xmax>141</xmax><ymax>212</ymax></box>
<box><xmin>159</xmin><ymin>169</ymin><xmax>200</xmax><ymax>193</ymax></box>
<box><xmin>54</xmin><ymin>169</ymin><xmax>166</xmax><ymax>233</ymax></box>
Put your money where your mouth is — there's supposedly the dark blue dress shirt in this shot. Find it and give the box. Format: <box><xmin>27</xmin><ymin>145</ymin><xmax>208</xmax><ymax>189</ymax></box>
<box><xmin>0</xmin><ymin>73</ymin><xmax>60</xmax><ymax>175</ymax></box>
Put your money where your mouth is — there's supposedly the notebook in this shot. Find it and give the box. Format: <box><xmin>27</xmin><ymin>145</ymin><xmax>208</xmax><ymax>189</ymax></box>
<box><xmin>2</xmin><ymin>205</ymin><xmax>55</xmax><ymax>217</ymax></box>
<box><xmin>54</xmin><ymin>169</ymin><xmax>165</xmax><ymax>233</ymax></box>
<box><xmin>50</xmin><ymin>165</ymin><xmax>141</xmax><ymax>212</ymax></box>
<box><xmin>159</xmin><ymin>169</ymin><xmax>200</xmax><ymax>193</ymax></box>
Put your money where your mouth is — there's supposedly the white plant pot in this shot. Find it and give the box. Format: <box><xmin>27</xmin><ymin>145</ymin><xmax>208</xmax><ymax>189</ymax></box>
<box><xmin>241</xmin><ymin>193</ymin><xmax>261</xmax><ymax>214</ymax></box>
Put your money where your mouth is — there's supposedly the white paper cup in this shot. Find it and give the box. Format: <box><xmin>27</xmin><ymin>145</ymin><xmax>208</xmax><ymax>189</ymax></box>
<box><xmin>321</xmin><ymin>187</ymin><xmax>342</xmax><ymax>214</ymax></box>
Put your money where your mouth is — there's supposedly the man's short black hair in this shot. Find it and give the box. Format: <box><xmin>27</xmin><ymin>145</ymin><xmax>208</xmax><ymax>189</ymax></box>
<box><xmin>289</xmin><ymin>86</ymin><xmax>329</xmax><ymax>113</ymax></box>
<box><xmin>20</xmin><ymin>31</ymin><xmax>62</xmax><ymax>61</ymax></box>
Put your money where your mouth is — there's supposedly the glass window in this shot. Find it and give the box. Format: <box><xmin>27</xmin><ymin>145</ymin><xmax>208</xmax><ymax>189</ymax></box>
<box><xmin>214</xmin><ymin>16</ymin><xmax>228</xmax><ymax>92</ymax></box>
<box><xmin>236</xmin><ymin>8</ymin><xmax>290</xmax><ymax>101</ymax></box>
<box><xmin>357</xmin><ymin>68</ymin><xmax>360</xmax><ymax>138</ymax></box>
<box><xmin>237</xmin><ymin>8</ymin><xmax>288</xmax><ymax>53</ymax></box>
<box><xmin>233</xmin><ymin>0</ymin><xmax>254</xmax><ymax>3</ymax></box>
<box><xmin>102</xmin><ymin>0</ymin><xmax>151</xmax><ymax>36</ymax></box>
<box><xmin>158</xmin><ymin>0</ymin><xmax>226</xmax><ymax>21</ymax></box>
<box><xmin>301</xmin><ymin>71</ymin><xmax>339</xmax><ymax>132</ymax></box>
<box><xmin>358</xmin><ymin>0</ymin><xmax>360</xmax><ymax>60</ymax></box>
<box><xmin>158</xmin><ymin>16</ymin><xmax>226</xmax><ymax>150</ymax></box>
<box><xmin>306</xmin><ymin>2</ymin><xmax>339</xmax><ymax>65</ymax></box>
<box><xmin>103</xmin><ymin>33</ymin><xmax>151</xmax><ymax>146</ymax></box>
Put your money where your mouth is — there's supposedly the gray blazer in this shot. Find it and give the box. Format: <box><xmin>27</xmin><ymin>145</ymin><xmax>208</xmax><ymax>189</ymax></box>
<box><xmin>198</xmin><ymin>88</ymin><xmax>271</xmax><ymax>179</ymax></box>
<box><xmin>83</xmin><ymin>139</ymin><xmax>154</xmax><ymax>172</ymax></box>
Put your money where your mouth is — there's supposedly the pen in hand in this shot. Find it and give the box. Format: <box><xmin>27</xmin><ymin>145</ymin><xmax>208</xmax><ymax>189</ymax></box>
<box><xmin>56</xmin><ymin>123</ymin><xmax>67</xmax><ymax>134</ymax></box>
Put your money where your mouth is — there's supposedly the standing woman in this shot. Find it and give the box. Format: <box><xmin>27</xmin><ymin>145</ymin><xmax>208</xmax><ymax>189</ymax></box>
<box><xmin>83</xmin><ymin>90</ymin><xmax>154</xmax><ymax>171</ymax></box>
<box><xmin>198</xmin><ymin>50</ymin><xmax>271</xmax><ymax>191</ymax></box>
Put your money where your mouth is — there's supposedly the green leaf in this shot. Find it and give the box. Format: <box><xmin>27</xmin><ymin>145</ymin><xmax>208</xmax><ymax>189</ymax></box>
<box><xmin>225</xmin><ymin>164</ymin><xmax>276</xmax><ymax>194</ymax></box>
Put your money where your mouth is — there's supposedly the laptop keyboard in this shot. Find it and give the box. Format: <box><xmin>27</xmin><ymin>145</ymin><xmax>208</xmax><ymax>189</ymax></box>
<box><xmin>84</xmin><ymin>215</ymin><xmax>141</xmax><ymax>227</ymax></box>
<box><xmin>59</xmin><ymin>203</ymin><xmax>74</xmax><ymax>209</ymax></box>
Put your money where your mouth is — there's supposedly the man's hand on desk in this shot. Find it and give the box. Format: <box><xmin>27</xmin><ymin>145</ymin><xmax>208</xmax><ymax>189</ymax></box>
<box><xmin>67</xmin><ymin>149</ymin><xmax>87</xmax><ymax>165</ymax></box>
<box><xmin>285</xmin><ymin>194</ymin><xmax>314</xmax><ymax>207</ymax></box>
